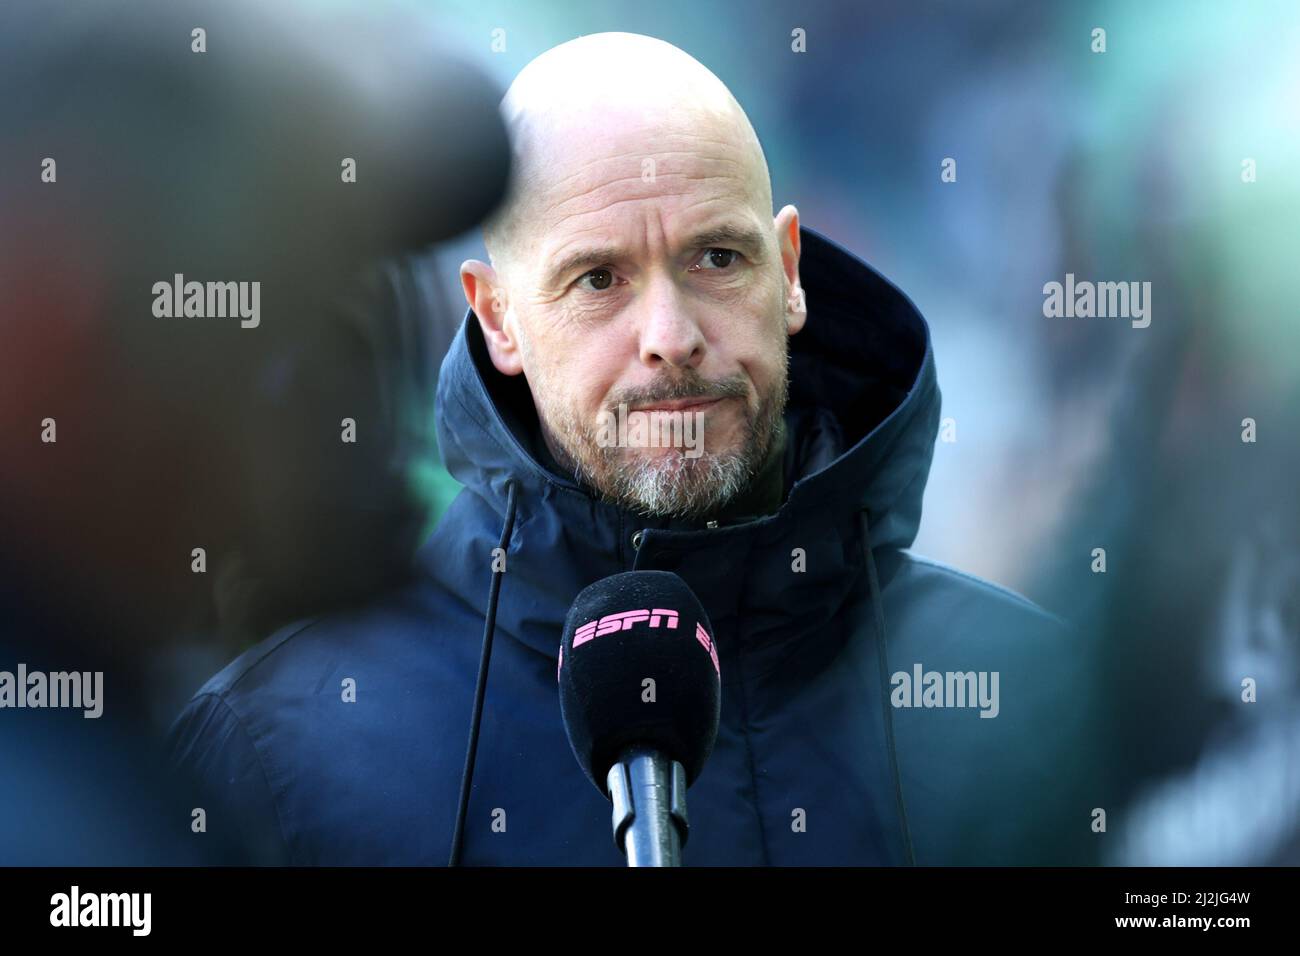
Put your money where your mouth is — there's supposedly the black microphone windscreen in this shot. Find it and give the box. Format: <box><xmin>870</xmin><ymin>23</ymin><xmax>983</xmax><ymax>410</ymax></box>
<box><xmin>558</xmin><ymin>571</ymin><xmax>721</xmax><ymax>793</ymax></box>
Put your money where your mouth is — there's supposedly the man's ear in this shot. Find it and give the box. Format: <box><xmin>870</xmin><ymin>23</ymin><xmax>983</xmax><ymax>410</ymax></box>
<box><xmin>773</xmin><ymin>204</ymin><xmax>806</xmax><ymax>335</ymax></box>
<box><xmin>460</xmin><ymin>259</ymin><xmax>524</xmax><ymax>376</ymax></box>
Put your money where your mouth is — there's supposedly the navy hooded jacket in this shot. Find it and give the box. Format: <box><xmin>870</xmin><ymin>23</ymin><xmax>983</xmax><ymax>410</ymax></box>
<box><xmin>167</xmin><ymin>227</ymin><xmax>1097</xmax><ymax>866</ymax></box>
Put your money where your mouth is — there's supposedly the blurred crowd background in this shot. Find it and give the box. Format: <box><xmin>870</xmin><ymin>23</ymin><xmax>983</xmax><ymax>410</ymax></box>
<box><xmin>2</xmin><ymin>0</ymin><xmax>1297</xmax><ymax>863</ymax></box>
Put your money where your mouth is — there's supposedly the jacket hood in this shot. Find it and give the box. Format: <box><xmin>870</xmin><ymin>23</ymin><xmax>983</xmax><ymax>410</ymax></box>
<box><xmin>428</xmin><ymin>225</ymin><xmax>941</xmax><ymax>660</ymax></box>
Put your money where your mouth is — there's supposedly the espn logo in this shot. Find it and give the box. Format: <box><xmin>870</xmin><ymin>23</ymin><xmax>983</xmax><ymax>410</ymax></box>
<box><xmin>558</xmin><ymin>608</ymin><xmax>719</xmax><ymax>680</ymax></box>
<box><xmin>573</xmin><ymin>608</ymin><xmax>680</xmax><ymax>646</ymax></box>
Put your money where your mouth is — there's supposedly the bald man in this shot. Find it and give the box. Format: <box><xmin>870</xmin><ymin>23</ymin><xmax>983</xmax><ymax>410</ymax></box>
<box><xmin>461</xmin><ymin>35</ymin><xmax>799</xmax><ymax>521</ymax></box>
<box><xmin>169</xmin><ymin>34</ymin><xmax>1100</xmax><ymax>866</ymax></box>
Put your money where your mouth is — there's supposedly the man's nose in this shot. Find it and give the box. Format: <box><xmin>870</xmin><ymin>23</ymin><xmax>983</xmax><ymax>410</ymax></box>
<box><xmin>637</xmin><ymin>277</ymin><xmax>705</xmax><ymax>369</ymax></box>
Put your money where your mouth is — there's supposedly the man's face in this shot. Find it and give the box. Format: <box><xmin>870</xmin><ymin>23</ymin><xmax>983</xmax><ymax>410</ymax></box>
<box><xmin>482</xmin><ymin>111</ymin><xmax>802</xmax><ymax>518</ymax></box>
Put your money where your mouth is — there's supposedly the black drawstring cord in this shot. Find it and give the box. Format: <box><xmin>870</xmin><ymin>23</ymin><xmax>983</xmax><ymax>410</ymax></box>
<box><xmin>449</xmin><ymin>477</ymin><xmax>519</xmax><ymax>866</ymax></box>
<box><xmin>860</xmin><ymin>509</ymin><xmax>916</xmax><ymax>866</ymax></box>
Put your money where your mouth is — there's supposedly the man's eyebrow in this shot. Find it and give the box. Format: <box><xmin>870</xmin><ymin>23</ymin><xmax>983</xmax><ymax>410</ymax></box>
<box><xmin>541</xmin><ymin>223</ymin><xmax>768</xmax><ymax>288</ymax></box>
<box><xmin>685</xmin><ymin>224</ymin><xmax>768</xmax><ymax>259</ymax></box>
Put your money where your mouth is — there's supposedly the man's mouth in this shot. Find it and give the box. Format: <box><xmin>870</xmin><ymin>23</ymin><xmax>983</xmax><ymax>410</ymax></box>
<box><xmin>630</xmin><ymin>397</ymin><xmax>722</xmax><ymax>413</ymax></box>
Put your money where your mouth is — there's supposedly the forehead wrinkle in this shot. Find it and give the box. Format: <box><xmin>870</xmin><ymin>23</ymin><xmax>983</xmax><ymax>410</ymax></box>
<box><xmin>534</xmin><ymin>168</ymin><xmax>754</xmax><ymax>251</ymax></box>
<box><xmin>548</xmin><ymin>191</ymin><xmax>750</xmax><ymax>250</ymax></box>
<box><xmin>539</xmin><ymin>163</ymin><xmax>759</xmax><ymax>235</ymax></box>
<box><xmin>544</xmin><ymin>174</ymin><xmax>687</xmax><ymax>219</ymax></box>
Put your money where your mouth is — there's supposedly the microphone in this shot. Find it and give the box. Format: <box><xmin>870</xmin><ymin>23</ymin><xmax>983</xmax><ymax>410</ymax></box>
<box><xmin>557</xmin><ymin>571</ymin><xmax>721</xmax><ymax>866</ymax></box>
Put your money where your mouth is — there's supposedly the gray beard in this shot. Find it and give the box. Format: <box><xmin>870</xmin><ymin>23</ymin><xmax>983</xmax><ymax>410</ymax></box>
<box><xmin>545</xmin><ymin>379</ymin><xmax>788</xmax><ymax>520</ymax></box>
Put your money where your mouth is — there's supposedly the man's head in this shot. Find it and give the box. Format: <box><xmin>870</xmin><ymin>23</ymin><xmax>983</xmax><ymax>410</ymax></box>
<box><xmin>461</xmin><ymin>32</ymin><xmax>805</xmax><ymax>519</ymax></box>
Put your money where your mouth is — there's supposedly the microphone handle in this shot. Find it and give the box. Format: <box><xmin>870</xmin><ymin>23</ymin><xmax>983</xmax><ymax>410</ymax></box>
<box><xmin>606</xmin><ymin>744</ymin><xmax>689</xmax><ymax>866</ymax></box>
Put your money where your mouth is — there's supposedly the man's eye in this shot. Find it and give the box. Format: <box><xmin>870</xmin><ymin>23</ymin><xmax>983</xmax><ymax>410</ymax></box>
<box><xmin>577</xmin><ymin>268</ymin><xmax>615</xmax><ymax>291</ymax></box>
<box><xmin>695</xmin><ymin>248</ymin><xmax>741</xmax><ymax>270</ymax></box>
